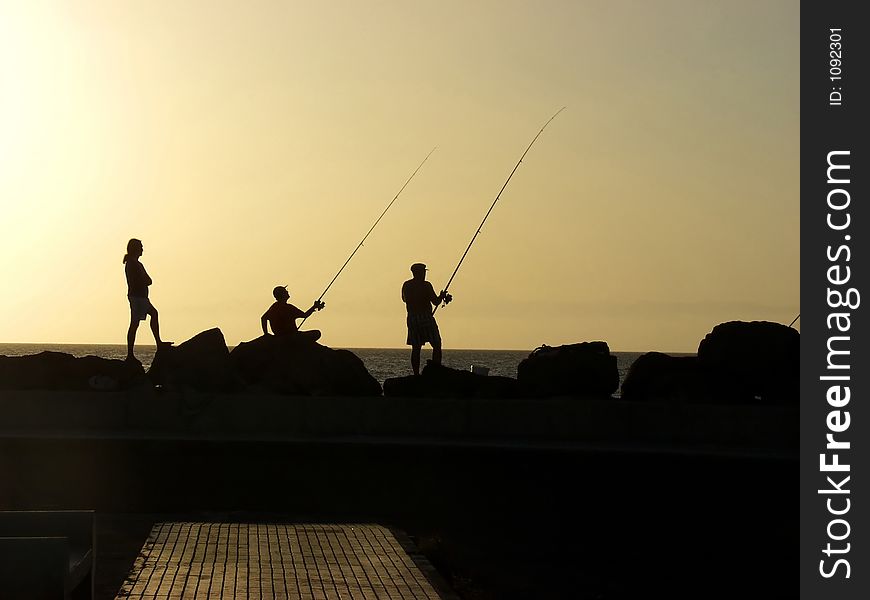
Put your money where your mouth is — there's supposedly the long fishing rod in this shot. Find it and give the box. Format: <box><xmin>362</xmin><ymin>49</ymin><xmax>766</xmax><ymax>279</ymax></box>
<box><xmin>433</xmin><ymin>107</ymin><xmax>566</xmax><ymax>315</ymax></box>
<box><xmin>788</xmin><ymin>313</ymin><xmax>800</xmax><ymax>328</ymax></box>
<box><xmin>299</xmin><ymin>146</ymin><xmax>437</xmax><ymax>326</ymax></box>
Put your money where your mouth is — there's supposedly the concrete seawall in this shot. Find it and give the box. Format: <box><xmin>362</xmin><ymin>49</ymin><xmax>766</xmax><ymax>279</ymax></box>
<box><xmin>0</xmin><ymin>390</ymin><xmax>796</xmax><ymax>454</ymax></box>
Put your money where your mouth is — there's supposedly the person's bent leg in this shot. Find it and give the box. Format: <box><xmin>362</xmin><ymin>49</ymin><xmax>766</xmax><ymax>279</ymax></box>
<box><xmin>411</xmin><ymin>345</ymin><xmax>422</xmax><ymax>376</ymax></box>
<box><xmin>432</xmin><ymin>341</ymin><xmax>442</xmax><ymax>366</ymax></box>
<box><xmin>301</xmin><ymin>330</ymin><xmax>321</xmax><ymax>343</ymax></box>
<box><xmin>148</xmin><ymin>305</ymin><xmax>163</xmax><ymax>345</ymax></box>
<box><xmin>149</xmin><ymin>305</ymin><xmax>173</xmax><ymax>348</ymax></box>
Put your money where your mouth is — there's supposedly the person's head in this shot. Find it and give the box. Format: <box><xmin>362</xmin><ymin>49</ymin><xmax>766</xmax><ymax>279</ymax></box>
<box><xmin>273</xmin><ymin>285</ymin><xmax>290</xmax><ymax>302</ymax></box>
<box><xmin>410</xmin><ymin>263</ymin><xmax>427</xmax><ymax>280</ymax></box>
<box><xmin>123</xmin><ymin>238</ymin><xmax>143</xmax><ymax>264</ymax></box>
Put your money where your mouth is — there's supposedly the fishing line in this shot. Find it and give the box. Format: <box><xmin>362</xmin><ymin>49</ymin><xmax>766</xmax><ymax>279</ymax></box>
<box><xmin>299</xmin><ymin>146</ymin><xmax>437</xmax><ymax>326</ymax></box>
<box><xmin>434</xmin><ymin>107</ymin><xmax>566</xmax><ymax>315</ymax></box>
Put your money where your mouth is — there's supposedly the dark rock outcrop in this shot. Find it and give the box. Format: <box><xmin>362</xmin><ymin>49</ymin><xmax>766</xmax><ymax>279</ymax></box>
<box><xmin>147</xmin><ymin>328</ymin><xmax>242</xmax><ymax>392</ymax></box>
<box><xmin>620</xmin><ymin>352</ymin><xmax>705</xmax><ymax>402</ymax></box>
<box><xmin>384</xmin><ymin>362</ymin><xmax>521</xmax><ymax>398</ymax></box>
<box><xmin>229</xmin><ymin>334</ymin><xmax>381</xmax><ymax>396</ymax></box>
<box><xmin>517</xmin><ymin>342</ymin><xmax>619</xmax><ymax>398</ymax></box>
<box><xmin>621</xmin><ymin>321</ymin><xmax>799</xmax><ymax>404</ymax></box>
<box><xmin>697</xmin><ymin>320</ymin><xmax>799</xmax><ymax>404</ymax></box>
<box><xmin>0</xmin><ymin>352</ymin><xmax>148</xmax><ymax>391</ymax></box>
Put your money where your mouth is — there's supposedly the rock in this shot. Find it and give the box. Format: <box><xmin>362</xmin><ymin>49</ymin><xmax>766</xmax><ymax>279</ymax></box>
<box><xmin>383</xmin><ymin>362</ymin><xmax>521</xmax><ymax>398</ymax></box>
<box><xmin>517</xmin><ymin>342</ymin><xmax>619</xmax><ymax>398</ymax></box>
<box><xmin>229</xmin><ymin>334</ymin><xmax>382</xmax><ymax>396</ymax></box>
<box><xmin>382</xmin><ymin>375</ymin><xmax>424</xmax><ymax>397</ymax></box>
<box><xmin>620</xmin><ymin>352</ymin><xmax>705</xmax><ymax>402</ymax></box>
<box><xmin>0</xmin><ymin>351</ymin><xmax>148</xmax><ymax>391</ymax></box>
<box><xmin>697</xmin><ymin>321</ymin><xmax>799</xmax><ymax>404</ymax></box>
<box><xmin>147</xmin><ymin>328</ymin><xmax>242</xmax><ymax>392</ymax></box>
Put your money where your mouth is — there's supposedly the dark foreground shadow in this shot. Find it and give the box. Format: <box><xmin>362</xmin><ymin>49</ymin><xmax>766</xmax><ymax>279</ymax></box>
<box><xmin>3</xmin><ymin>438</ymin><xmax>795</xmax><ymax>599</ymax></box>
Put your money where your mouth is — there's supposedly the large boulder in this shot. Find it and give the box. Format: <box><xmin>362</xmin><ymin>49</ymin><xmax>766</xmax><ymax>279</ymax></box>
<box><xmin>517</xmin><ymin>342</ymin><xmax>619</xmax><ymax>398</ymax></box>
<box><xmin>697</xmin><ymin>321</ymin><xmax>799</xmax><ymax>404</ymax></box>
<box><xmin>620</xmin><ymin>352</ymin><xmax>705</xmax><ymax>402</ymax></box>
<box><xmin>384</xmin><ymin>362</ymin><xmax>522</xmax><ymax>398</ymax></box>
<box><xmin>229</xmin><ymin>335</ymin><xmax>382</xmax><ymax>396</ymax></box>
<box><xmin>147</xmin><ymin>328</ymin><xmax>242</xmax><ymax>392</ymax></box>
<box><xmin>0</xmin><ymin>352</ymin><xmax>148</xmax><ymax>391</ymax></box>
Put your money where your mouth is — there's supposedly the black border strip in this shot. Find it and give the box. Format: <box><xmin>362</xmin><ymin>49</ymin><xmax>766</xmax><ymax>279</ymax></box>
<box><xmin>801</xmin><ymin>2</ymin><xmax>869</xmax><ymax>598</ymax></box>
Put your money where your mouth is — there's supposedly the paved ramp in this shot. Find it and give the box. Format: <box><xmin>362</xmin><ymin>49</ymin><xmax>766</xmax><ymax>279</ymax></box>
<box><xmin>116</xmin><ymin>522</ymin><xmax>450</xmax><ymax>599</ymax></box>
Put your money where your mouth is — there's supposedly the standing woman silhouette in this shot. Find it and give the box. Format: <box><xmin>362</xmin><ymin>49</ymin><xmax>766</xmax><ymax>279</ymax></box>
<box><xmin>123</xmin><ymin>238</ymin><xmax>171</xmax><ymax>362</ymax></box>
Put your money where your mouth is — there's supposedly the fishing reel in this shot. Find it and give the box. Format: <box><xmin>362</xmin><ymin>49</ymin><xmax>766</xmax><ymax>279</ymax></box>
<box><xmin>439</xmin><ymin>290</ymin><xmax>453</xmax><ymax>306</ymax></box>
<box><xmin>313</xmin><ymin>300</ymin><xmax>326</xmax><ymax>311</ymax></box>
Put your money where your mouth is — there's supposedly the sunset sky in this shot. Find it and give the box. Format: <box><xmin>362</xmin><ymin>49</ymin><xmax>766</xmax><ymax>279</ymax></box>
<box><xmin>0</xmin><ymin>1</ymin><xmax>799</xmax><ymax>352</ymax></box>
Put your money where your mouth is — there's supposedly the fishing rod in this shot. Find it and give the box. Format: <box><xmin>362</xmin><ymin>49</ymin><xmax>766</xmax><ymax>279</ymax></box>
<box><xmin>788</xmin><ymin>313</ymin><xmax>800</xmax><ymax>328</ymax></box>
<box><xmin>433</xmin><ymin>107</ymin><xmax>566</xmax><ymax>315</ymax></box>
<box><xmin>299</xmin><ymin>146</ymin><xmax>437</xmax><ymax>326</ymax></box>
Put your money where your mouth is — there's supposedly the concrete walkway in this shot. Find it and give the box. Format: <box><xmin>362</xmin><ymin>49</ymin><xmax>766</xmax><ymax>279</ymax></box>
<box><xmin>115</xmin><ymin>522</ymin><xmax>450</xmax><ymax>599</ymax></box>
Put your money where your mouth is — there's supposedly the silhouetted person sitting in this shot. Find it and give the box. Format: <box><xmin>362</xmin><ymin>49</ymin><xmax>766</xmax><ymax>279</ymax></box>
<box><xmin>261</xmin><ymin>285</ymin><xmax>325</xmax><ymax>342</ymax></box>
<box><xmin>123</xmin><ymin>238</ymin><xmax>172</xmax><ymax>362</ymax></box>
<box><xmin>402</xmin><ymin>263</ymin><xmax>451</xmax><ymax>375</ymax></box>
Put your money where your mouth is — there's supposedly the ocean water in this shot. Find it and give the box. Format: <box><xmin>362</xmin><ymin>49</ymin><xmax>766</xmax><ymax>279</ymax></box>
<box><xmin>0</xmin><ymin>343</ymin><xmax>666</xmax><ymax>393</ymax></box>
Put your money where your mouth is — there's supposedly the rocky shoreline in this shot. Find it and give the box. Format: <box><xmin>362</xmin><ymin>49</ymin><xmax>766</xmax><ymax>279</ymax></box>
<box><xmin>0</xmin><ymin>320</ymin><xmax>798</xmax><ymax>406</ymax></box>
<box><xmin>1</xmin><ymin>320</ymin><xmax>798</xmax><ymax>599</ymax></box>
<box><xmin>0</xmin><ymin>320</ymin><xmax>799</xmax><ymax>455</ymax></box>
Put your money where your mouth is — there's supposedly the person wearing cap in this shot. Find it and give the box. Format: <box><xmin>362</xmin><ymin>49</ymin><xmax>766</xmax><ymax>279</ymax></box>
<box><xmin>261</xmin><ymin>285</ymin><xmax>325</xmax><ymax>341</ymax></box>
<box><xmin>401</xmin><ymin>263</ymin><xmax>451</xmax><ymax>375</ymax></box>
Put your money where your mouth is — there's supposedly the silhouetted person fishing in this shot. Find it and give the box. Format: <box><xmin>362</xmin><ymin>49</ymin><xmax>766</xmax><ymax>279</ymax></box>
<box><xmin>262</xmin><ymin>286</ymin><xmax>325</xmax><ymax>342</ymax></box>
<box><xmin>123</xmin><ymin>238</ymin><xmax>172</xmax><ymax>362</ymax></box>
<box><xmin>402</xmin><ymin>263</ymin><xmax>451</xmax><ymax>375</ymax></box>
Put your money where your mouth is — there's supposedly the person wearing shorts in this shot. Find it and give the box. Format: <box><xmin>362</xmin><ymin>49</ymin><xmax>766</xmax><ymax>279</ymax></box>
<box><xmin>401</xmin><ymin>263</ymin><xmax>451</xmax><ymax>375</ymax></box>
<box><xmin>123</xmin><ymin>238</ymin><xmax>171</xmax><ymax>362</ymax></box>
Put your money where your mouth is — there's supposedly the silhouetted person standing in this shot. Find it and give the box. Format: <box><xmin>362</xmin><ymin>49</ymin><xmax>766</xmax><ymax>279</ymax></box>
<box><xmin>124</xmin><ymin>238</ymin><xmax>171</xmax><ymax>362</ymax></box>
<box><xmin>262</xmin><ymin>285</ymin><xmax>325</xmax><ymax>342</ymax></box>
<box><xmin>402</xmin><ymin>263</ymin><xmax>451</xmax><ymax>375</ymax></box>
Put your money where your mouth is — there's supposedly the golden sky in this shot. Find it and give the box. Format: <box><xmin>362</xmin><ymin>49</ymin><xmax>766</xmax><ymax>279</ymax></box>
<box><xmin>0</xmin><ymin>0</ymin><xmax>799</xmax><ymax>352</ymax></box>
